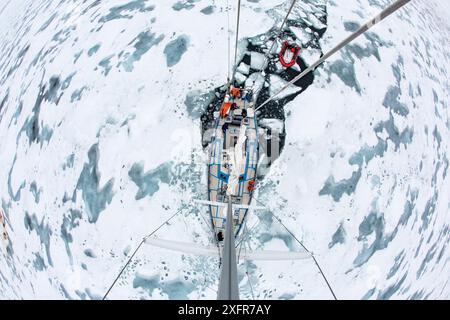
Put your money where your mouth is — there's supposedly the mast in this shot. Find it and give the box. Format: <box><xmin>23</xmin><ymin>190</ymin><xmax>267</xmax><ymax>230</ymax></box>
<box><xmin>217</xmin><ymin>197</ymin><xmax>240</xmax><ymax>300</ymax></box>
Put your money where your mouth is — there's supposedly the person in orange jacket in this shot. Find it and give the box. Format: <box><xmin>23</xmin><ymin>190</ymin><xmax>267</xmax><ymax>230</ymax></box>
<box><xmin>230</xmin><ymin>86</ymin><xmax>241</xmax><ymax>99</ymax></box>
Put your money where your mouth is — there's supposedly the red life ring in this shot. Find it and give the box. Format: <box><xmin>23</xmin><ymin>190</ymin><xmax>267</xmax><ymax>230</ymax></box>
<box><xmin>279</xmin><ymin>41</ymin><xmax>300</xmax><ymax>68</ymax></box>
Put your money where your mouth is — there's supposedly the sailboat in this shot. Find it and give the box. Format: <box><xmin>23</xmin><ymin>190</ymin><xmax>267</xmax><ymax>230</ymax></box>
<box><xmin>206</xmin><ymin>87</ymin><xmax>259</xmax><ymax>240</ymax></box>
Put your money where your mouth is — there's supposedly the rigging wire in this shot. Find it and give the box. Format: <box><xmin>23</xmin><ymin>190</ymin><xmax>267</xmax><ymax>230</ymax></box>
<box><xmin>102</xmin><ymin>207</ymin><xmax>186</xmax><ymax>300</ymax></box>
<box><xmin>254</xmin><ymin>198</ymin><xmax>338</xmax><ymax>300</ymax></box>
<box><xmin>235</xmin><ymin>210</ymin><xmax>261</xmax><ymax>255</ymax></box>
<box><xmin>255</xmin><ymin>0</ymin><xmax>411</xmax><ymax>112</ymax></box>
<box><xmin>235</xmin><ymin>215</ymin><xmax>261</xmax><ymax>249</ymax></box>
<box><xmin>226</xmin><ymin>0</ymin><xmax>231</xmax><ymax>85</ymax></box>
<box><xmin>237</xmin><ymin>220</ymin><xmax>255</xmax><ymax>299</ymax></box>
<box><xmin>230</xmin><ymin>0</ymin><xmax>242</xmax><ymax>84</ymax></box>
<box><xmin>236</xmin><ymin>215</ymin><xmax>256</xmax><ymax>262</ymax></box>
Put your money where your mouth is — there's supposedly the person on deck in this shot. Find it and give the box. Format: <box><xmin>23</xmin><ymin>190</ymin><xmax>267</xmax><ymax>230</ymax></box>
<box><xmin>230</xmin><ymin>86</ymin><xmax>241</xmax><ymax>99</ymax></box>
<box><xmin>222</xmin><ymin>122</ymin><xmax>229</xmax><ymax>133</ymax></box>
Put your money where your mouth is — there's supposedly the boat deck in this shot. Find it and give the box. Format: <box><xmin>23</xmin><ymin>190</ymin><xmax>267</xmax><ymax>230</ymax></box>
<box><xmin>208</xmin><ymin>97</ymin><xmax>258</xmax><ymax>239</ymax></box>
